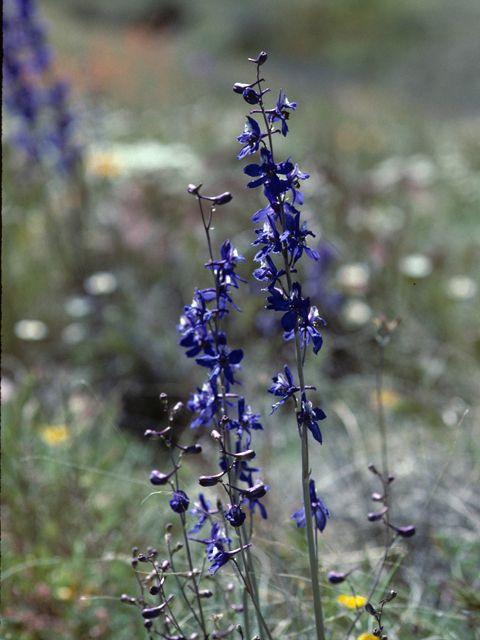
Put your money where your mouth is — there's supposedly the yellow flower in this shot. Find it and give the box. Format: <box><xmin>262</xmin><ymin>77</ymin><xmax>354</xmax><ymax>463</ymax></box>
<box><xmin>371</xmin><ymin>388</ymin><xmax>400</xmax><ymax>411</ymax></box>
<box><xmin>86</xmin><ymin>150</ymin><xmax>122</xmax><ymax>178</ymax></box>
<box><xmin>336</xmin><ymin>594</ymin><xmax>367</xmax><ymax>609</ymax></box>
<box><xmin>40</xmin><ymin>424</ymin><xmax>69</xmax><ymax>446</ymax></box>
<box><xmin>357</xmin><ymin>633</ymin><xmax>375</xmax><ymax>640</ymax></box>
<box><xmin>56</xmin><ymin>586</ymin><xmax>75</xmax><ymax>601</ymax></box>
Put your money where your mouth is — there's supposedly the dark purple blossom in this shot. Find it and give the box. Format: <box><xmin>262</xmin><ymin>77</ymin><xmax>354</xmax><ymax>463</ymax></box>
<box><xmin>266</xmin><ymin>89</ymin><xmax>297</xmax><ymax>136</ymax></box>
<box><xmin>268</xmin><ymin>364</ymin><xmax>309</xmax><ymax>414</ymax></box>
<box><xmin>297</xmin><ymin>392</ymin><xmax>326</xmax><ymax>444</ymax></box>
<box><xmin>266</xmin><ymin>282</ymin><xmax>310</xmax><ymax>332</ymax></box>
<box><xmin>237</xmin><ymin>116</ymin><xmax>267</xmax><ymax>159</ymax></box>
<box><xmin>187</xmin><ymin>381</ymin><xmax>218</xmax><ymax>429</ymax></box>
<box><xmin>189</xmin><ymin>493</ymin><xmax>217</xmax><ymax>535</ymax></box>
<box><xmin>225</xmin><ymin>504</ymin><xmax>246</xmax><ymax>527</ymax></box>
<box><xmin>169</xmin><ymin>490</ymin><xmax>190</xmax><ymax>514</ymax></box>
<box><xmin>291</xmin><ymin>479</ymin><xmax>330</xmax><ymax>532</ymax></box>
<box><xmin>206</xmin><ymin>239</ymin><xmax>246</xmax><ymax>289</ymax></box>
<box><xmin>196</xmin><ymin>333</ymin><xmax>243</xmax><ymax>390</ymax></box>
<box><xmin>283</xmin><ymin>305</ymin><xmax>326</xmax><ymax>354</ymax></box>
<box><xmin>225</xmin><ymin>397</ymin><xmax>263</xmax><ymax>447</ymax></box>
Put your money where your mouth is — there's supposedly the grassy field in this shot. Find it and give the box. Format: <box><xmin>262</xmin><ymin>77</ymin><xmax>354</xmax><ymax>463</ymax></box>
<box><xmin>2</xmin><ymin>1</ymin><xmax>480</xmax><ymax>638</ymax></box>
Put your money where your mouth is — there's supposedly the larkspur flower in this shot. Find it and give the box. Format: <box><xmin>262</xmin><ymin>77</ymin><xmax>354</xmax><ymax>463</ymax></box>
<box><xmin>267</xmin><ymin>88</ymin><xmax>297</xmax><ymax>136</ymax></box>
<box><xmin>266</xmin><ymin>282</ymin><xmax>310</xmax><ymax>332</ymax></box>
<box><xmin>206</xmin><ymin>239</ymin><xmax>246</xmax><ymax>289</ymax></box>
<box><xmin>225</xmin><ymin>504</ymin><xmax>246</xmax><ymax>527</ymax></box>
<box><xmin>189</xmin><ymin>493</ymin><xmax>217</xmax><ymax>535</ymax></box>
<box><xmin>243</xmin><ymin>148</ymin><xmax>294</xmax><ymax>203</ymax></box>
<box><xmin>187</xmin><ymin>381</ymin><xmax>218</xmax><ymax>429</ymax></box>
<box><xmin>291</xmin><ymin>479</ymin><xmax>330</xmax><ymax>532</ymax></box>
<box><xmin>195</xmin><ymin>332</ymin><xmax>244</xmax><ymax>390</ymax></box>
<box><xmin>169</xmin><ymin>490</ymin><xmax>190</xmax><ymax>514</ymax></box>
<box><xmin>297</xmin><ymin>392</ymin><xmax>326</xmax><ymax>444</ymax></box>
<box><xmin>225</xmin><ymin>397</ymin><xmax>263</xmax><ymax>447</ymax></box>
<box><xmin>237</xmin><ymin>116</ymin><xmax>267</xmax><ymax>159</ymax></box>
<box><xmin>283</xmin><ymin>305</ymin><xmax>326</xmax><ymax>355</ymax></box>
<box><xmin>268</xmin><ymin>364</ymin><xmax>315</xmax><ymax>414</ymax></box>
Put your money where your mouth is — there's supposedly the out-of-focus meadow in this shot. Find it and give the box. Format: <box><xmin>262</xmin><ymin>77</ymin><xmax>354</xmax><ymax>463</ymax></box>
<box><xmin>2</xmin><ymin>0</ymin><xmax>480</xmax><ymax>638</ymax></box>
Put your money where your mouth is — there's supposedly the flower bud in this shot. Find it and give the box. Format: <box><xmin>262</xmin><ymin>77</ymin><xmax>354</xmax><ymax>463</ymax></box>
<box><xmin>371</xmin><ymin>492</ymin><xmax>384</xmax><ymax>501</ymax></box>
<box><xmin>199</xmin><ymin>589</ymin><xmax>213</xmax><ymax>598</ymax></box>
<box><xmin>242</xmin><ymin>483</ymin><xmax>267</xmax><ymax>500</ymax></box>
<box><xmin>149</xmin><ymin>585</ymin><xmax>160</xmax><ymax>595</ymax></box>
<box><xmin>213</xmin><ymin>191</ymin><xmax>233</xmax><ymax>206</ymax></box>
<box><xmin>326</xmin><ymin>567</ymin><xmax>359</xmax><ymax>584</ymax></box>
<box><xmin>233</xmin><ymin>82</ymin><xmax>251</xmax><ymax>94</ymax></box>
<box><xmin>150</xmin><ymin>470</ymin><xmax>172</xmax><ymax>485</ymax></box>
<box><xmin>187</xmin><ymin>183</ymin><xmax>202</xmax><ymax>195</ymax></box>
<box><xmin>184</xmin><ymin>444</ymin><xmax>202</xmax><ymax>454</ymax></box>
<box><xmin>120</xmin><ymin>594</ymin><xmax>137</xmax><ymax>604</ymax></box>
<box><xmin>142</xmin><ymin>606</ymin><xmax>163</xmax><ymax>619</ymax></box>
<box><xmin>248</xmin><ymin>51</ymin><xmax>268</xmax><ymax>65</ymax></box>
<box><xmin>199</xmin><ymin>473</ymin><xmax>222</xmax><ymax>487</ymax></box>
<box><xmin>387</xmin><ymin>523</ymin><xmax>416</xmax><ymax>538</ymax></box>
<box><xmin>242</xmin><ymin>87</ymin><xmax>260</xmax><ymax>104</ymax></box>
<box><xmin>365</xmin><ymin>602</ymin><xmax>378</xmax><ymax>615</ymax></box>
<box><xmin>367</xmin><ymin>506</ymin><xmax>389</xmax><ymax>521</ymax></box>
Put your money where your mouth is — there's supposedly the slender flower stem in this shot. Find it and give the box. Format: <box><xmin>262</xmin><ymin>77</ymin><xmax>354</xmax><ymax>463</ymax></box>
<box><xmin>233</xmin><ymin>560</ymin><xmax>274</xmax><ymax>640</ymax></box>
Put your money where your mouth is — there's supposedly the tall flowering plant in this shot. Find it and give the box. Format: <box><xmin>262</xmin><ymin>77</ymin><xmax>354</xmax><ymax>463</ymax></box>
<box><xmin>124</xmin><ymin>52</ymin><xmax>416</xmax><ymax>640</ymax></box>
<box><xmin>3</xmin><ymin>0</ymin><xmax>81</xmax><ymax>176</ymax></box>
<box><xmin>233</xmin><ymin>51</ymin><xmax>329</xmax><ymax>640</ymax></box>
<box><xmin>122</xmin><ymin>187</ymin><xmax>273</xmax><ymax>638</ymax></box>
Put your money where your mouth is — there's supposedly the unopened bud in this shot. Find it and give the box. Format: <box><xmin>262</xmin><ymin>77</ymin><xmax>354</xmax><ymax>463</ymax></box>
<box><xmin>213</xmin><ymin>192</ymin><xmax>233</xmax><ymax>206</ymax></box>
<box><xmin>371</xmin><ymin>492</ymin><xmax>384</xmax><ymax>501</ymax></box>
<box><xmin>365</xmin><ymin>602</ymin><xmax>377</xmax><ymax>615</ymax></box>
<box><xmin>248</xmin><ymin>51</ymin><xmax>268</xmax><ymax>66</ymax></box>
<box><xmin>367</xmin><ymin>506</ymin><xmax>390</xmax><ymax>521</ymax></box>
<box><xmin>187</xmin><ymin>183</ymin><xmax>202</xmax><ymax>195</ymax></box>
<box><xmin>184</xmin><ymin>444</ymin><xmax>202</xmax><ymax>454</ymax></box>
<box><xmin>120</xmin><ymin>594</ymin><xmax>137</xmax><ymax>604</ymax></box>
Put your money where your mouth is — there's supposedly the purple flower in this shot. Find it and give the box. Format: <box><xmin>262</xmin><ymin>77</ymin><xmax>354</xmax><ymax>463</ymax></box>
<box><xmin>189</xmin><ymin>493</ymin><xmax>217</xmax><ymax>535</ymax></box>
<box><xmin>266</xmin><ymin>89</ymin><xmax>297</xmax><ymax>136</ymax></box>
<box><xmin>225</xmin><ymin>504</ymin><xmax>246</xmax><ymax>527</ymax></box>
<box><xmin>187</xmin><ymin>381</ymin><xmax>218</xmax><ymax>429</ymax></box>
<box><xmin>291</xmin><ymin>479</ymin><xmax>330</xmax><ymax>532</ymax></box>
<box><xmin>196</xmin><ymin>333</ymin><xmax>243</xmax><ymax>390</ymax></box>
<box><xmin>283</xmin><ymin>305</ymin><xmax>326</xmax><ymax>355</ymax></box>
<box><xmin>297</xmin><ymin>392</ymin><xmax>326</xmax><ymax>444</ymax></box>
<box><xmin>268</xmin><ymin>364</ymin><xmax>308</xmax><ymax>414</ymax></box>
<box><xmin>243</xmin><ymin>148</ymin><xmax>294</xmax><ymax>200</ymax></box>
<box><xmin>237</xmin><ymin>116</ymin><xmax>267</xmax><ymax>159</ymax></box>
<box><xmin>169</xmin><ymin>490</ymin><xmax>190</xmax><ymax>514</ymax></box>
<box><xmin>207</xmin><ymin>239</ymin><xmax>246</xmax><ymax>290</ymax></box>
<box><xmin>266</xmin><ymin>282</ymin><xmax>310</xmax><ymax>332</ymax></box>
<box><xmin>226</xmin><ymin>397</ymin><xmax>263</xmax><ymax>447</ymax></box>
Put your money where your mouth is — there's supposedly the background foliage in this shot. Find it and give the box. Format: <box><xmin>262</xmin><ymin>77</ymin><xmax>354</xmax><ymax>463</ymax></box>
<box><xmin>2</xmin><ymin>1</ymin><xmax>480</xmax><ymax>638</ymax></box>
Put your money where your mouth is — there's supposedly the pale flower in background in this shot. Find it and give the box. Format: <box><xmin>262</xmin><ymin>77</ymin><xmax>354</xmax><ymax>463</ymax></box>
<box><xmin>14</xmin><ymin>319</ymin><xmax>49</xmax><ymax>341</ymax></box>
<box><xmin>445</xmin><ymin>276</ymin><xmax>477</xmax><ymax>300</ymax></box>
<box><xmin>399</xmin><ymin>253</ymin><xmax>433</xmax><ymax>278</ymax></box>
<box><xmin>342</xmin><ymin>299</ymin><xmax>372</xmax><ymax>326</ymax></box>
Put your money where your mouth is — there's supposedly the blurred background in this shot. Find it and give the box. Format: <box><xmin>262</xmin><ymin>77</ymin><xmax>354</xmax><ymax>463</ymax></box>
<box><xmin>2</xmin><ymin>1</ymin><xmax>480</xmax><ymax>638</ymax></box>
